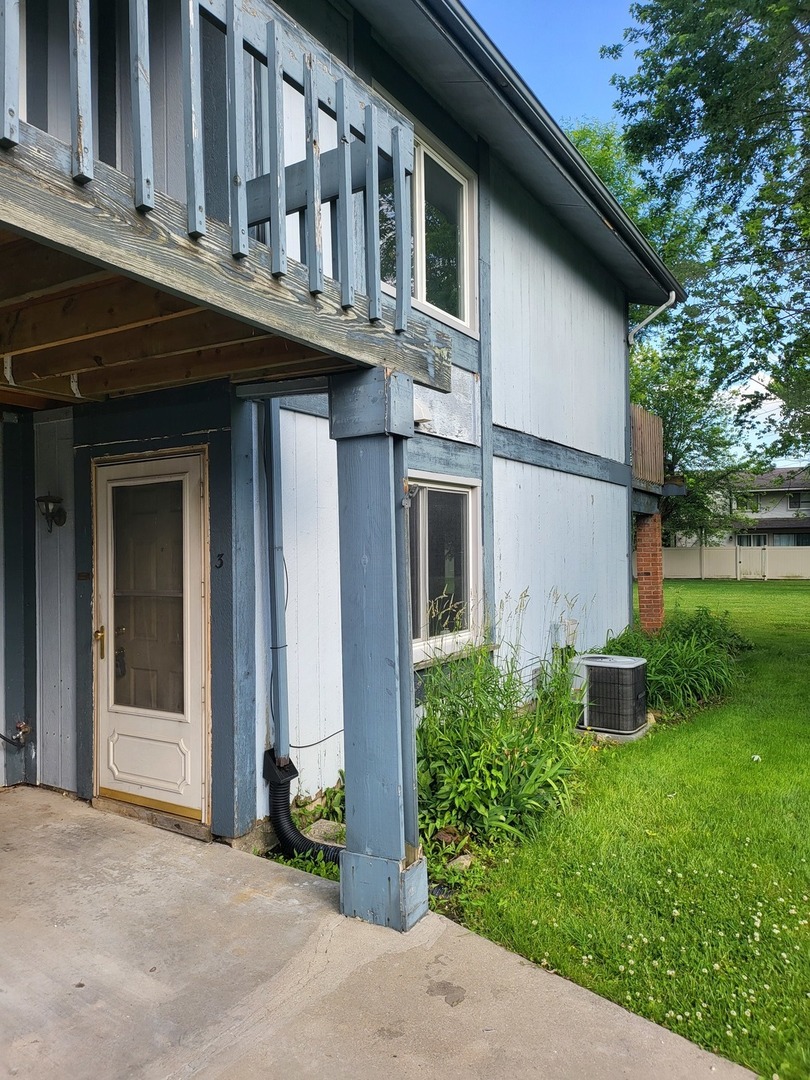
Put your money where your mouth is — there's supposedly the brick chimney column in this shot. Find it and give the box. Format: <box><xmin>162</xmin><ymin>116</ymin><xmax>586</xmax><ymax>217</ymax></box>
<box><xmin>636</xmin><ymin>512</ymin><xmax>664</xmax><ymax>632</ymax></box>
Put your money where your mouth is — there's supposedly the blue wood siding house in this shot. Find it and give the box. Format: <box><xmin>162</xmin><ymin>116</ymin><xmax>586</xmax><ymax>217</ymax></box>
<box><xmin>0</xmin><ymin>0</ymin><xmax>683</xmax><ymax>929</ymax></box>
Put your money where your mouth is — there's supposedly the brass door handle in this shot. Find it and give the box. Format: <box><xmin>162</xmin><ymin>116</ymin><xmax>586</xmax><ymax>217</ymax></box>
<box><xmin>94</xmin><ymin>626</ymin><xmax>105</xmax><ymax>660</ymax></box>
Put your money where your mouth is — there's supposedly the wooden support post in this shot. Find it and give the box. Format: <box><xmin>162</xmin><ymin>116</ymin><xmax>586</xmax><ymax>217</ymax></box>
<box><xmin>210</xmin><ymin>395</ymin><xmax>257</xmax><ymax>837</ymax></box>
<box><xmin>329</xmin><ymin>368</ymin><xmax>427</xmax><ymax>931</ymax></box>
<box><xmin>265</xmin><ymin>19</ymin><xmax>286</xmax><ymax>276</ymax></box>
<box><xmin>1</xmin><ymin>0</ymin><xmax>20</xmax><ymax>148</ymax></box>
<box><xmin>69</xmin><ymin>0</ymin><xmax>94</xmax><ymax>183</ymax></box>
<box><xmin>303</xmin><ymin>54</ymin><xmax>323</xmax><ymax>294</ymax></box>
<box><xmin>335</xmin><ymin>79</ymin><xmax>354</xmax><ymax>309</ymax></box>
<box><xmin>364</xmin><ymin>104</ymin><xmax>381</xmax><ymax>322</ymax></box>
<box><xmin>128</xmin><ymin>0</ymin><xmax>154</xmax><ymax>211</ymax></box>
<box><xmin>226</xmin><ymin>0</ymin><xmax>248</xmax><ymax>258</ymax></box>
<box><xmin>181</xmin><ymin>0</ymin><xmax>206</xmax><ymax>238</ymax></box>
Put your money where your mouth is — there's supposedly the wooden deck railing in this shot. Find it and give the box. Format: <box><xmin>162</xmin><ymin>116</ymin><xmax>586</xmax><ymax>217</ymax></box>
<box><xmin>0</xmin><ymin>0</ymin><xmax>419</xmax><ymax>334</ymax></box>
<box><xmin>631</xmin><ymin>404</ymin><xmax>664</xmax><ymax>486</ymax></box>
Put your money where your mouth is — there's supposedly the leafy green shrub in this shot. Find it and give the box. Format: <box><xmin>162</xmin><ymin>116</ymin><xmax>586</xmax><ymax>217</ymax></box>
<box><xmin>416</xmin><ymin>645</ymin><xmax>585</xmax><ymax>843</ymax></box>
<box><xmin>321</xmin><ymin>769</ymin><xmax>345</xmax><ymax>823</ymax></box>
<box><xmin>600</xmin><ymin>606</ymin><xmax>748</xmax><ymax>716</ymax></box>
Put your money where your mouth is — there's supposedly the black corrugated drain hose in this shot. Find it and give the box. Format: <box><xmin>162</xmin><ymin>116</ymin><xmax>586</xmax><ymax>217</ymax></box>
<box><xmin>264</xmin><ymin>749</ymin><xmax>342</xmax><ymax>866</ymax></box>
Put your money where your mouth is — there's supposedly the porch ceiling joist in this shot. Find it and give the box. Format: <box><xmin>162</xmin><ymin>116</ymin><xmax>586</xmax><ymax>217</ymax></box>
<box><xmin>0</xmin><ymin>386</ymin><xmax>62</xmax><ymax>409</ymax></box>
<box><xmin>12</xmin><ymin>309</ymin><xmax>274</xmax><ymax>381</ymax></box>
<box><xmin>29</xmin><ymin>334</ymin><xmax>343</xmax><ymax>399</ymax></box>
<box><xmin>0</xmin><ymin>277</ymin><xmax>199</xmax><ymax>357</ymax></box>
<box><xmin>0</xmin><ymin>242</ymin><xmax>113</xmax><ymax>306</ymax></box>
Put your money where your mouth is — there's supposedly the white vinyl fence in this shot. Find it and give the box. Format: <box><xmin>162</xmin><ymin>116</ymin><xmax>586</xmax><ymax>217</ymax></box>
<box><xmin>643</xmin><ymin>546</ymin><xmax>810</xmax><ymax>581</ymax></box>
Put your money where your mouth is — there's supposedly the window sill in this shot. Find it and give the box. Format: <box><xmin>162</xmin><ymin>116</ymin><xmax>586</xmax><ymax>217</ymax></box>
<box><xmin>381</xmin><ymin>283</ymin><xmax>479</xmax><ymax>341</ymax></box>
<box><xmin>412</xmin><ymin>629</ymin><xmax>477</xmax><ymax>669</ymax></box>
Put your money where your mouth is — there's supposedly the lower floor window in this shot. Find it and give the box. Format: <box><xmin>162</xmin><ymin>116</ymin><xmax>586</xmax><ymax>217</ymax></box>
<box><xmin>772</xmin><ymin>533</ymin><xmax>810</xmax><ymax>547</ymax></box>
<box><xmin>736</xmin><ymin>533</ymin><xmax>767</xmax><ymax>547</ymax></box>
<box><xmin>408</xmin><ymin>476</ymin><xmax>480</xmax><ymax>658</ymax></box>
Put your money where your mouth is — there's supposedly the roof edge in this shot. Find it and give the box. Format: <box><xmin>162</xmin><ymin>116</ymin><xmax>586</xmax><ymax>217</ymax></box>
<box><xmin>418</xmin><ymin>0</ymin><xmax>687</xmax><ymax>304</ymax></box>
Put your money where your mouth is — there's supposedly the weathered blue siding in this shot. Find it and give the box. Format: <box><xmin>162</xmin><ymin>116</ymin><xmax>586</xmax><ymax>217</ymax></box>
<box><xmin>490</xmin><ymin>160</ymin><xmax>628</xmax><ymax>462</ymax></box>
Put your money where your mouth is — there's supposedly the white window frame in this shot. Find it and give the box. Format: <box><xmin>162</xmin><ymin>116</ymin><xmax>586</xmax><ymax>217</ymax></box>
<box><xmin>410</xmin><ymin>138</ymin><xmax>478</xmax><ymax>335</ymax></box>
<box><xmin>408</xmin><ymin>471</ymin><xmax>482</xmax><ymax>667</ymax></box>
<box><xmin>788</xmin><ymin>491</ymin><xmax>810</xmax><ymax>510</ymax></box>
<box><xmin>375</xmin><ymin>90</ymin><xmax>479</xmax><ymax>337</ymax></box>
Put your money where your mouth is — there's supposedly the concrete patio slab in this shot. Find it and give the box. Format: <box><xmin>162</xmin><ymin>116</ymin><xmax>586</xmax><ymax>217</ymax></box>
<box><xmin>0</xmin><ymin>786</ymin><xmax>753</xmax><ymax>1079</ymax></box>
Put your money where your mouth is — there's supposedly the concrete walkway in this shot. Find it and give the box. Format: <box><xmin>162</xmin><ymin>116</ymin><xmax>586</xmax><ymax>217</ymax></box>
<box><xmin>0</xmin><ymin>787</ymin><xmax>753</xmax><ymax>1079</ymax></box>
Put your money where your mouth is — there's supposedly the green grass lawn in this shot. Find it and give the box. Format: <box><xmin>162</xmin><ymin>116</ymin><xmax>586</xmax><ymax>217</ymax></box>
<box><xmin>460</xmin><ymin>581</ymin><xmax>810</xmax><ymax>1079</ymax></box>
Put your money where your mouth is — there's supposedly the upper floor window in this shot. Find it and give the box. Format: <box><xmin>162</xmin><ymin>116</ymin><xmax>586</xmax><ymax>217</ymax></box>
<box><xmin>734</xmin><ymin>492</ymin><xmax>760</xmax><ymax>513</ymax></box>
<box><xmin>788</xmin><ymin>491</ymin><xmax>810</xmax><ymax>510</ymax></box>
<box><xmin>381</xmin><ymin>138</ymin><xmax>477</xmax><ymax>333</ymax></box>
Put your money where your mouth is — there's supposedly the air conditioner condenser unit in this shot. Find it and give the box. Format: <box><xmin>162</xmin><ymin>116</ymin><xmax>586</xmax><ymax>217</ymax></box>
<box><xmin>570</xmin><ymin>654</ymin><xmax>648</xmax><ymax>736</ymax></box>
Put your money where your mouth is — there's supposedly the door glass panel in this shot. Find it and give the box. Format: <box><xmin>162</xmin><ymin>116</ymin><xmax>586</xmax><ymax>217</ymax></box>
<box><xmin>113</xmin><ymin>481</ymin><xmax>184</xmax><ymax>714</ymax></box>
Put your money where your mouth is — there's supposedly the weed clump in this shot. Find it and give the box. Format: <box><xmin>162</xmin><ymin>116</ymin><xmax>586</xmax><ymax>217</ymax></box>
<box><xmin>416</xmin><ymin>644</ymin><xmax>585</xmax><ymax>845</ymax></box>
<box><xmin>599</xmin><ymin>606</ymin><xmax>749</xmax><ymax>718</ymax></box>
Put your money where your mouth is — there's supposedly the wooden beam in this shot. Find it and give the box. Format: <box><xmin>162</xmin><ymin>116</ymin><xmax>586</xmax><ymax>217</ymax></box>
<box><xmin>0</xmin><ymin>277</ymin><xmax>197</xmax><ymax>355</ymax></box>
<box><xmin>0</xmin><ymin>242</ymin><xmax>111</xmax><ymax>307</ymax></box>
<box><xmin>246</xmin><ymin>138</ymin><xmax>395</xmax><ymax>227</ymax></box>
<box><xmin>0</xmin><ymin>386</ymin><xmax>61</xmax><ymax>410</ymax></box>
<box><xmin>12</xmin><ymin>309</ymin><xmax>271</xmax><ymax>380</ymax></box>
<box><xmin>53</xmin><ymin>335</ymin><xmax>329</xmax><ymax>396</ymax></box>
<box><xmin>0</xmin><ymin>122</ymin><xmax>451</xmax><ymax>390</ymax></box>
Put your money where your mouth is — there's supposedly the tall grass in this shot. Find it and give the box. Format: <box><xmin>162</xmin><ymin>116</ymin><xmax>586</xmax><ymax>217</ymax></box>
<box><xmin>459</xmin><ymin>581</ymin><xmax>810</xmax><ymax>1078</ymax></box>
<box><xmin>416</xmin><ymin>644</ymin><xmax>584</xmax><ymax>844</ymax></box>
<box><xmin>600</xmin><ymin>606</ymin><xmax>749</xmax><ymax>717</ymax></box>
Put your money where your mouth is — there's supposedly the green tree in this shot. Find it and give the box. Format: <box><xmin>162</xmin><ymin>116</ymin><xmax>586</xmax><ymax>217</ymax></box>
<box><xmin>603</xmin><ymin>0</ymin><xmax>810</xmax><ymax>459</ymax></box>
<box><xmin>630</xmin><ymin>344</ymin><xmax>760</xmax><ymax>544</ymax></box>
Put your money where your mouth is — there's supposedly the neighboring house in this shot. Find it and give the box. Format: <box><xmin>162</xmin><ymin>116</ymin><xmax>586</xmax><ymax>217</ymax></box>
<box><xmin>729</xmin><ymin>468</ymin><xmax>810</xmax><ymax>548</ymax></box>
<box><xmin>0</xmin><ymin>0</ymin><xmax>681</xmax><ymax>928</ymax></box>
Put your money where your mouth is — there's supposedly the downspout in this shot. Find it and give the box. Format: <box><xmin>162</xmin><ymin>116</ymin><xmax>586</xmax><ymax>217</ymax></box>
<box><xmin>262</xmin><ymin>400</ymin><xmax>341</xmax><ymax>866</ymax></box>
<box><xmin>627</xmin><ymin>291</ymin><xmax>677</xmax><ymax>347</ymax></box>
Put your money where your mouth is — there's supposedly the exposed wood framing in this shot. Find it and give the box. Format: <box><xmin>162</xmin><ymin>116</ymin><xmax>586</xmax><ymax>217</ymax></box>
<box><xmin>0</xmin><ymin>233</ymin><xmax>349</xmax><ymax>406</ymax></box>
<box><xmin>0</xmin><ymin>123</ymin><xmax>451</xmax><ymax>391</ymax></box>
<box><xmin>11</xmin><ymin>310</ymin><xmax>269</xmax><ymax>380</ymax></box>
<box><xmin>0</xmin><ymin>278</ymin><xmax>198</xmax><ymax>355</ymax></box>
<box><xmin>0</xmin><ymin>243</ymin><xmax>113</xmax><ymax>305</ymax></box>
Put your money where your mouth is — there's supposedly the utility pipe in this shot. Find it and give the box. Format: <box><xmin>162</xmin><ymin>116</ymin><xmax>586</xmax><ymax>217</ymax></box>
<box><xmin>627</xmin><ymin>290</ymin><xmax>677</xmax><ymax>347</ymax></box>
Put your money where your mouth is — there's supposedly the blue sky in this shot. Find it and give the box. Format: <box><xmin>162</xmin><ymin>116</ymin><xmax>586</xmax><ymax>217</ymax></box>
<box><xmin>462</xmin><ymin>0</ymin><xmax>638</xmax><ymax>127</ymax></box>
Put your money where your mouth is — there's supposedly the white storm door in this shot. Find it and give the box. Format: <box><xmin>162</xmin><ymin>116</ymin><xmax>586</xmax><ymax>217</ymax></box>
<box><xmin>95</xmin><ymin>456</ymin><xmax>206</xmax><ymax>820</ymax></box>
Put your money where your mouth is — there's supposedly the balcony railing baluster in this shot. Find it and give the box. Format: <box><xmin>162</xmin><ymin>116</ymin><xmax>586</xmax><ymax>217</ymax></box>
<box><xmin>364</xmin><ymin>103</ymin><xmax>381</xmax><ymax>322</ymax></box>
<box><xmin>265</xmin><ymin>18</ymin><xmax>287</xmax><ymax>277</ymax></box>
<box><xmin>69</xmin><ymin>0</ymin><xmax>93</xmax><ymax>183</ymax></box>
<box><xmin>303</xmin><ymin>54</ymin><xmax>323</xmax><ymax>295</ymax></box>
<box><xmin>1</xmin><ymin>0</ymin><xmax>20</xmax><ymax>148</ymax></box>
<box><xmin>335</xmin><ymin>79</ymin><xmax>355</xmax><ymax>309</ymax></box>
<box><xmin>128</xmin><ymin>0</ymin><xmax>154</xmax><ymax>211</ymax></box>
<box><xmin>181</xmin><ymin>0</ymin><xmax>206</xmax><ymax>238</ymax></box>
<box><xmin>392</xmin><ymin>125</ymin><xmax>411</xmax><ymax>334</ymax></box>
<box><xmin>226</xmin><ymin>0</ymin><xmax>248</xmax><ymax>258</ymax></box>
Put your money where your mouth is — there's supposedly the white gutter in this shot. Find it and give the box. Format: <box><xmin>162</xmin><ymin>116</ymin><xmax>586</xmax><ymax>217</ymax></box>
<box><xmin>627</xmin><ymin>291</ymin><xmax>677</xmax><ymax>347</ymax></box>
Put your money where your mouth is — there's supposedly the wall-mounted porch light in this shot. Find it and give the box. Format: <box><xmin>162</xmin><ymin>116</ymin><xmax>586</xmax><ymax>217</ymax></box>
<box><xmin>36</xmin><ymin>493</ymin><xmax>67</xmax><ymax>533</ymax></box>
